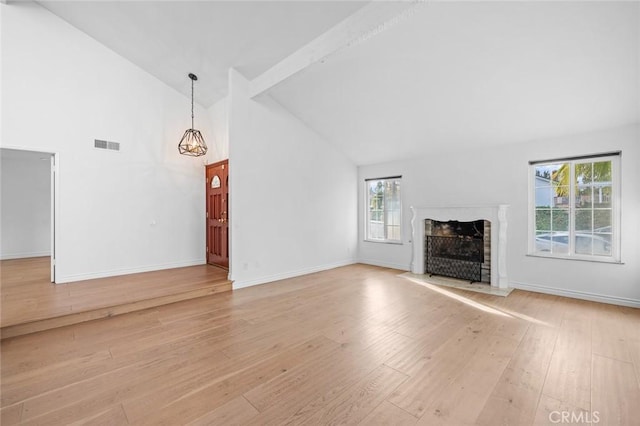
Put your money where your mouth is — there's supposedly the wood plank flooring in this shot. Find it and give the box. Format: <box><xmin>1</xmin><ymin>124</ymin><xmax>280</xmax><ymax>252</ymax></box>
<box><xmin>0</xmin><ymin>257</ymin><xmax>231</xmax><ymax>338</ymax></box>
<box><xmin>1</xmin><ymin>263</ymin><xmax>639</xmax><ymax>425</ymax></box>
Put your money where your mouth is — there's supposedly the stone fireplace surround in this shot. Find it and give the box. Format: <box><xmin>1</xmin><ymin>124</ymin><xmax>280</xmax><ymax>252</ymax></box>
<box><xmin>410</xmin><ymin>205</ymin><xmax>509</xmax><ymax>289</ymax></box>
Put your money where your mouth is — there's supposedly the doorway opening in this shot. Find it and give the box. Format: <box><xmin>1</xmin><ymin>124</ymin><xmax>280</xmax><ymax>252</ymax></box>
<box><xmin>0</xmin><ymin>148</ymin><xmax>57</xmax><ymax>282</ymax></box>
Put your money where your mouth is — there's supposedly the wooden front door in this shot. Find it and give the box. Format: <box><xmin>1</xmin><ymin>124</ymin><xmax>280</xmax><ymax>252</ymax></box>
<box><xmin>206</xmin><ymin>160</ymin><xmax>229</xmax><ymax>268</ymax></box>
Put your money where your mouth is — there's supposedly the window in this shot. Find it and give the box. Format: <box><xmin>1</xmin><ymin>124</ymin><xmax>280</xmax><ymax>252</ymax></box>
<box><xmin>365</xmin><ymin>176</ymin><xmax>402</xmax><ymax>243</ymax></box>
<box><xmin>529</xmin><ymin>153</ymin><xmax>620</xmax><ymax>261</ymax></box>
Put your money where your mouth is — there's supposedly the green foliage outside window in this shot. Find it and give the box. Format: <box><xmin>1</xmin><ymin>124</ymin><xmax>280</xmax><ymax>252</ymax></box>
<box><xmin>535</xmin><ymin>208</ymin><xmax>611</xmax><ymax>232</ymax></box>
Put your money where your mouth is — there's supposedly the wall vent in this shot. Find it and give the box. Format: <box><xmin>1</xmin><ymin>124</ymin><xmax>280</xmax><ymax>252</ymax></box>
<box><xmin>94</xmin><ymin>139</ymin><xmax>120</xmax><ymax>151</ymax></box>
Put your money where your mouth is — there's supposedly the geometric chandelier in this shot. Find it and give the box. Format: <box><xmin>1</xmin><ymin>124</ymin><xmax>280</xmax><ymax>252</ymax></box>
<box><xmin>178</xmin><ymin>73</ymin><xmax>208</xmax><ymax>157</ymax></box>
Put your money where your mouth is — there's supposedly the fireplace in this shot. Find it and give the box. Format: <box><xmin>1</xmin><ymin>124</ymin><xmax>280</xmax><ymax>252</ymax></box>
<box><xmin>425</xmin><ymin>219</ymin><xmax>488</xmax><ymax>283</ymax></box>
<box><xmin>410</xmin><ymin>205</ymin><xmax>509</xmax><ymax>289</ymax></box>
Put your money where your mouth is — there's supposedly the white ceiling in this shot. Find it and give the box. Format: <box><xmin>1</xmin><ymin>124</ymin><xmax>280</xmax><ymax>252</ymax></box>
<box><xmin>35</xmin><ymin>1</ymin><xmax>639</xmax><ymax>166</ymax></box>
<box><xmin>269</xmin><ymin>1</ymin><xmax>639</xmax><ymax>165</ymax></box>
<box><xmin>37</xmin><ymin>0</ymin><xmax>367</xmax><ymax>108</ymax></box>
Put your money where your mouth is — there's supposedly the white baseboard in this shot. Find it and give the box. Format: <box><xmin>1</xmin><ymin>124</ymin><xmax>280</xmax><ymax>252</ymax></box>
<box><xmin>510</xmin><ymin>280</ymin><xmax>640</xmax><ymax>308</ymax></box>
<box><xmin>0</xmin><ymin>251</ymin><xmax>51</xmax><ymax>260</ymax></box>
<box><xmin>357</xmin><ymin>258</ymin><xmax>410</xmax><ymax>271</ymax></box>
<box><xmin>55</xmin><ymin>259</ymin><xmax>206</xmax><ymax>284</ymax></box>
<box><xmin>232</xmin><ymin>259</ymin><xmax>356</xmax><ymax>290</ymax></box>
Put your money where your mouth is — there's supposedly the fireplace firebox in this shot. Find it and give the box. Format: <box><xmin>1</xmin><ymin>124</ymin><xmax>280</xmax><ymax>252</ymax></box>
<box><xmin>410</xmin><ymin>205</ymin><xmax>508</xmax><ymax>289</ymax></box>
<box><xmin>425</xmin><ymin>220</ymin><xmax>488</xmax><ymax>283</ymax></box>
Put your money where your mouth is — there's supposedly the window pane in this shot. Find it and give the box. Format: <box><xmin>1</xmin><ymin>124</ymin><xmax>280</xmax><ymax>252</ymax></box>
<box><xmin>552</xmin><ymin>188</ymin><xmax>570</xmax><ymax>208</ymax></box>
<box><xmin>388</xmin><ymin>209</ymin><xmax>400</xmax><ymax>226</ymax></box>
<box><xmin>593</xmin><ymin>233</ymin><xmax>612</xmax><ymax>256</ymax></box>
<box><xmin>594</xmin><ymin>210</ymin><xmax>611</xmax><ymax>232</ymax></box>
<box><xmin>534</xmin><ymin>166</ymin><xmax>553</xmax><ymax>187</ymax></box>
<box><xmin>593</xmin><ymin>185</ymin><xmax>612</xmax><ymax>208</ymax></box>
<box><xmin>535</xmin><ymin>185</ymin><xmax>552</xmax><ymax>207</ymax></box>
<box><xmin>387</xmin><ymin>225</ymin><xmax>400</xmax><ymax>241</ymax></box>
<box><xmin>575</xmin><ymin>233</ymin><xmax>593</xmax><ymax>255</ymax></box>
<box><xmin>535</xmin><ymin>231</ymin><xmax>569</xmax><ymax>254</ymax></box>
<box><xmin>551</xmin><ymin>232</ymin><xmax>569</xmax><ymax>254</ymax></box>
<box><xmin>550</xmin><ymin>162</ymin><xmax>569</xmax><ymax>191</ymax></box>
<box><xmin>593</xmin><ymin>161</ymin><xmax>612</xmax><ymax>182</ymax></box>
<box><xmin>367</xmin><ymin>181</ymin><xmax>384</xmax><ymax>240</ymax></box>
<box><xmin>575</xmin><ymin>210</ymin><xmax>592</xmax><ymax>232</ymax></box>
<box><xmin>536</xmin><ymin>208</ymin><xmax>551</xmax><ymax>231</ymax></box>
<box><xmin>534</xmin><ymin>164</ymin><xmax>554</xmax><ymax>208</ymax></box>
<box><xmin>575</xmin><ymin>233</ymin><xmax>611</xmax><ymax>256</ymax></box>
<box><xmin>575</xmin><ymin>162</ymin><xmax>592</xmax><ymax>184</ymax></box>
<box><xmin>535</xmin><ymin>231</ymin><xmax>553</xmax><ymax>253</ymax></box>
<box><xmin>552</xmin><ymin>209</ymin><xmax>569</xmax><ymax>232</ymax></box>
<box><xmin>576</xmin><ymin>185</ymin><xmax>592</xmax><ymax>208</ymax></box>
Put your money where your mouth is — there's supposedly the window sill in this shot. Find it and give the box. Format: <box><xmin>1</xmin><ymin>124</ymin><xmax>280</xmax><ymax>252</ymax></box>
<box><xmin>526</xmin><ymin>253</ymin><xmax>623</xmax><ymax>265</ymax></box>
<box><xmin>364</xmin><ymin>239</ymin><xmax>404</xmax><ymax>245</ymax></box>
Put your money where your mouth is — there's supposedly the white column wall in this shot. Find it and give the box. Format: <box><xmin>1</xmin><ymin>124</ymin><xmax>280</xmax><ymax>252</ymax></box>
<box><xmin>227</xmin><ymin>69</ymin><xmax>358</xmax><ymax>288</ymax></box>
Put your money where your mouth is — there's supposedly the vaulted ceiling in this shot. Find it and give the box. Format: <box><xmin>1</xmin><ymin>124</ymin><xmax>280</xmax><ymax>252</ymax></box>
<box><xmin>36</xmin><ymin>1</ymin><xmax>639</xmax><ymax>166</ymax></box>
<box><xmin>268</xmin><ymin>1</ymin><xmax>639</xmax><ymax>165</ymax></box>
<box><xmin>37</xmin><ymin>0</ymin><xmax>367</xmax><ymax>107</ymax></box>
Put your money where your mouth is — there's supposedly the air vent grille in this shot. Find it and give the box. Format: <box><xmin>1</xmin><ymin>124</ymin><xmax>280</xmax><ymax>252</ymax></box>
<box><xmin>94</xmin><ymin>139</ymin><xmax>120</xmax><ymax>151</ymax></box>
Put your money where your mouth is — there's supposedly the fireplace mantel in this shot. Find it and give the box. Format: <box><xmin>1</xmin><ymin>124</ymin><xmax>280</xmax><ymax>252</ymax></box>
<box><xmin>410</xmin><ymin>205</ymin><xmax>509</xmax><ymax>289</ymax></box>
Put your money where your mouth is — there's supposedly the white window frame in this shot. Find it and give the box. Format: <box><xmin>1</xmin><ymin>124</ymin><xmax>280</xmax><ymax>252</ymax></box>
<box><xmin>528</xmin><ymin>152</ymin><xmax>621</xmax><ymax>263</ymax></box>
<box><xmin>364</xmin><ymin>176</ymin><xmax>403</xmax><ymax>244</ymax></box>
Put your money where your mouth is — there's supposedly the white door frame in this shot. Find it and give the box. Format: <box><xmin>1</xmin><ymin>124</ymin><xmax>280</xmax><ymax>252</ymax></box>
<box><xmin>50</xmin><ymin>153</ymin><xmax>58</xmax><ymax>282</ymax></box>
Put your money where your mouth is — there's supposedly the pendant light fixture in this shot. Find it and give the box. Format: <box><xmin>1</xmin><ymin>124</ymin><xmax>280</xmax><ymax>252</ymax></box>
<box><xmin>178</xmin><ymin>73</ymin><xmax>208</xmax><ymax>157</ymax></box>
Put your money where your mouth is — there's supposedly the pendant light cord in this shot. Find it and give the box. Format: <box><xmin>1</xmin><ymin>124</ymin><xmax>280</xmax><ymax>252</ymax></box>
<box><xmin>191</xmin><ymin>77</ymin><xmax>195</xmax><ymax>129</ymax></box>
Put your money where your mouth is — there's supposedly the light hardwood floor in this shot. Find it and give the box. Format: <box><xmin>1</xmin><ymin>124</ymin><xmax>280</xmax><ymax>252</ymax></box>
<box><xmin>0</xmin><ymin>257</ymin><xmax>231</xmax><ymax>338</ymax></box>
<box><xmin>1</xmin><ymin>264</ymin><xmax>639</xmax><ymax>425</ymax></box>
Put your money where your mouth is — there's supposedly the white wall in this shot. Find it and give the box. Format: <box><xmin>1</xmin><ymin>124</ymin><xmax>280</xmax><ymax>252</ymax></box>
<box><xmin>206</xmin><ymin>97</ymin><xmax>229</xmax><ymax>163</ymax></box>
<box><xmin>0</xmin><ymin>150</ymin><xmax>51</xmax><ymax>259</ymax></box>
<box><xmin>1</xmin><ymin>2</ymin><xmax>212</xmax><ymax>282</ymax></box>
<box><xmin>227</xmin><ymin>69</ymin><xmax>357</xmax><ymax>288</ymax></box>
<box><xmin>358</xmin><ymin>124</ymin><xmax>640</xmax><ymax>307</ymax></box>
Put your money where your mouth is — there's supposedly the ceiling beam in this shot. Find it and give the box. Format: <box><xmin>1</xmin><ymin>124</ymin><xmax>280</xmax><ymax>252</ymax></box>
<box><xmin>249</xmin><ymin>0</ymin><xmax>425</xmax><ymax>98</ymax></box>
